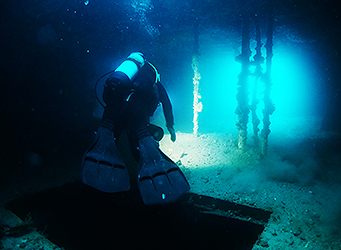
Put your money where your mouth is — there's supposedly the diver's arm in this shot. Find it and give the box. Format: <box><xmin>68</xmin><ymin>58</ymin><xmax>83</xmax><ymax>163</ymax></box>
<box><xmin>156</xmin><ymin>82</ymin><xmax>176</xmax><ymax>142</ymax></box>
<box><xmin>157</xmin><ymin>81</ymin><xmax>174</xmax><ymax>128</ymax></box>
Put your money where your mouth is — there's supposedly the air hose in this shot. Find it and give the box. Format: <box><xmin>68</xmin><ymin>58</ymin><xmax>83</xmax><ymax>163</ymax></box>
<box><xmin>94</xmin><ymin>70</ymin><xmax>115</xmax><ymax>108</ymax></box>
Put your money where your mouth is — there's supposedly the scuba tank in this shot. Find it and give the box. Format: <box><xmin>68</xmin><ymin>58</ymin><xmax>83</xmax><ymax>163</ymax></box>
<box><xmin>95</xmin><ymin>52</ymin><xmax>160</xmax><ymax>107</ymax></box>
<box><xmin>115</xmin><ymin>52</ymin><xmax>145</xmax><ymax>81</ymax></box>
<box><xmin>103</xmin><ymin>52</ymin><xmax>146</xmax><ymax>103</ymax></box>
<box><xmin>109</xmin><ymin>52</ymin><xmax>146</xmax><ymax>86</ymax></box>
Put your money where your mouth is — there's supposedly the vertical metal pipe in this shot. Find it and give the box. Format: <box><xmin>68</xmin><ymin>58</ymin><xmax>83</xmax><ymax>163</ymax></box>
<box><xmin>261</xmin><ymin>6</ymin><xmax>275</xmax><ymax>156</ymax></box>
<box><xmin>235</xmin><ymin>13</ymin><xmax>251</xmax><ymax>150</ymax></box>
<box><xmin>251</xmin><ymin>14</ymin><xmax>264</xmax><ymax>149</ymax></box>
<box><xmin>192</xmin><ymin>18</ymin><xmax>202</xmax><ymax>137</ymax></box>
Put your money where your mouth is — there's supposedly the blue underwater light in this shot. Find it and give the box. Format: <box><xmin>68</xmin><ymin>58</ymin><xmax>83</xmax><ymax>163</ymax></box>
<box><xmin>271</xmin><ymin>46</ymin><xmax>315</xmax><ymax>117</ymax></box>
<box><xmin>194</xmin><ymin>43</ymin><xmax>319</xmax><ymax>135</ymax></box>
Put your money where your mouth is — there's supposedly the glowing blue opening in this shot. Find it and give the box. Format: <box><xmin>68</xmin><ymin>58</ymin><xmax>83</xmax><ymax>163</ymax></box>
<box><xmin>196</xmin><ymin>43</ymin><xmax>321</xmax><ymax>134</ymax></box>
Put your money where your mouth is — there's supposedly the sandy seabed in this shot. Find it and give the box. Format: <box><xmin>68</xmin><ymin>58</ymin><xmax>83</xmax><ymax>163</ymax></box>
<box><xmin>1</xmin><ymin>117</ymin><xmax>341</xmax><ymax>249</ymax></box>
<box><xmin>160</xmin><ymin>129</ymin><xmax>341</xmax><ymax>250</ymax></box>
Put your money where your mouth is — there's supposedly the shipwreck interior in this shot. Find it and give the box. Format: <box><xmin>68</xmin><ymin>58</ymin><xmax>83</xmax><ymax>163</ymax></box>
<box><xmin>1</xmin><ymin>0</ymin><xmax>341</xmax><ymax>249</ymax></box>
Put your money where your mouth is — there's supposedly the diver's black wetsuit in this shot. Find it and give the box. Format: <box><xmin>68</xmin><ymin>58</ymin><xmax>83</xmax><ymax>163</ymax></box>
<box><xmin>101</xmin><ymin>62</ymin><xmax>174</xmax><ymax>161</ymax></box>
<box><xmin>81</xmin><ymin>53</ymin><xmax>189</xmax><ymax>204</ymax></box>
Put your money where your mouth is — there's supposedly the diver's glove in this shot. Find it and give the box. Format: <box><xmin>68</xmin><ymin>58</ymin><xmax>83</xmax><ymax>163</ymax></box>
<box><xmin>167</xmin><ymin>126</ymin><xmax>176</xmax><ymax>142</ymax></box>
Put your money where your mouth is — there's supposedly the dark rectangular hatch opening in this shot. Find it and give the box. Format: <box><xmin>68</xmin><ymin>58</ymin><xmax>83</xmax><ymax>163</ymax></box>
<box><xmin>5</xmin><ymin>181</ymin><xmax>271</xmax><ymax>250</ymax></box>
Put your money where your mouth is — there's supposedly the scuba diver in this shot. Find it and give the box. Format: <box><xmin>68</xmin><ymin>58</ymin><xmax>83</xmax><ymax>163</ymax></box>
<box><xmin>81</xmin><ymin>52</ymin><xmax>190</xmax><ymax>205</ymax></box>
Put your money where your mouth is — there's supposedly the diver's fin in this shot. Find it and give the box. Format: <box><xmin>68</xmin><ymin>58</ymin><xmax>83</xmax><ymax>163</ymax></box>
<box><xmin>137</xmin><ymin>136</ymin><xmax>190</xmax><ymax>205</ymax></box>
<box><xmin>81</xmin><ymin>125</ymin><xmax>130</xmax><ymax>193</ymax></box>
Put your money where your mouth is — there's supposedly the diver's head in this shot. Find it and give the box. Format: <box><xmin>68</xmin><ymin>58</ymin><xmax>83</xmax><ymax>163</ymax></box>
<box><xmin>135</xmin><ymin>60</ymin><xmax>160</xmax><ymax>85</ymax></box>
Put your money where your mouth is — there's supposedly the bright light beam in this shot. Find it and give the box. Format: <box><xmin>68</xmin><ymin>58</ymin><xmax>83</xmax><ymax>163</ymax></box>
<box><xmin>198</xmin><ymin>44</ymin><xmax>318</xmax><ymax>137</ymax></box>
<box><xmin>192</xmin><ymin>54</ymin><xmax>202</xmax><ymax>137</ymax></box>
<box><xmin>271</xmin><ymin>46</ymin><xmax>315</xmax><ymax>117</ymax></box>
